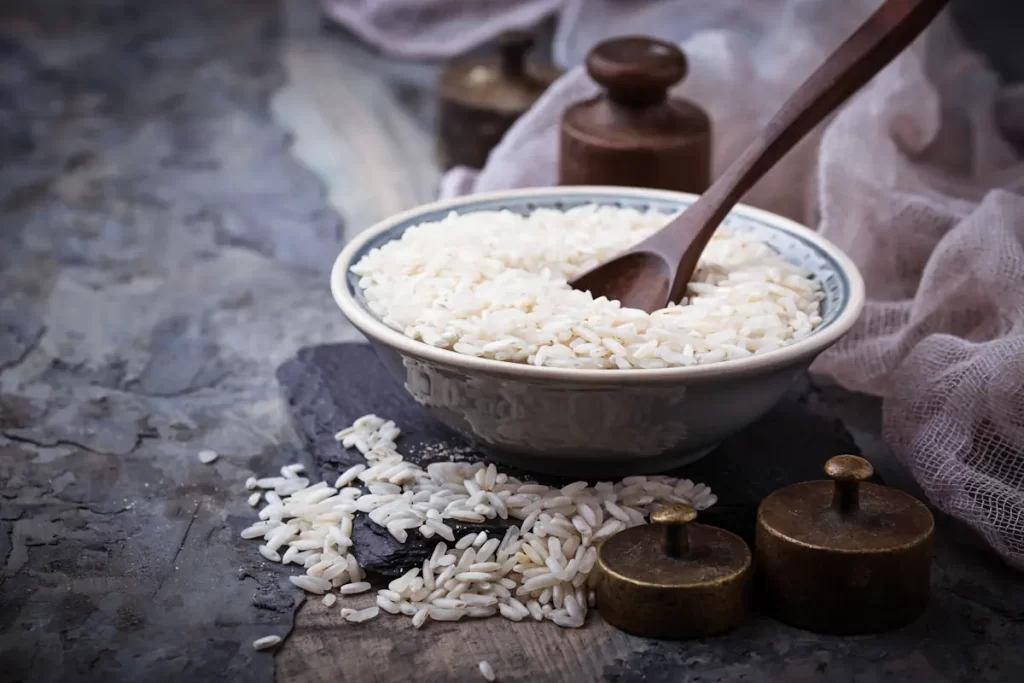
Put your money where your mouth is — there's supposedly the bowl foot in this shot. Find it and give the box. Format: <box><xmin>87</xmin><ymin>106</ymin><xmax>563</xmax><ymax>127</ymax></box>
<box><xmin>475</xmin><ymin>442</ymin><xmax>720</xmax><ymax>479</ymax></box>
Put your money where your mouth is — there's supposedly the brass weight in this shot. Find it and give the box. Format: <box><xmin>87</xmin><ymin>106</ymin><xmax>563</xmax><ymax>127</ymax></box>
<box><xmin>756</xmin><ymin>455</ymin><xmax>935</xmax><ymax>635</ymax></box>
<box><xmin>596</xmin><ymin>504</ymin><xmax>751</xmax><ymax>639</ymax></box>
<box><xmin>437</xmin><ymin>31</ymin><xmax>561</xmax><ymax>171</ymax></box>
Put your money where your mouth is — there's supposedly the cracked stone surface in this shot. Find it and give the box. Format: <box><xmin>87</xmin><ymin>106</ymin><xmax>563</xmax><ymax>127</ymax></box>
<box><xmin>0</xmin><ymin>300</ymin><xmax>44</xmax><ymax>371</ymax></box>
<box><xmin>0</xmin><ymin>1</ymin><xmax>358</xmax><ymax>681</ymax></box>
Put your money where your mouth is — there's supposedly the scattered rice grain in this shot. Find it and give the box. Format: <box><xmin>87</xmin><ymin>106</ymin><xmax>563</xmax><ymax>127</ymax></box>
<box><xmin>252</xmin><ymin>635</ymin><xmax>281</xmax><ymax>651</ymax></box>
<box><xmin>242</xmin><ymin>412</ymin><xmax>717</xmax><ymax>633</ymax></box>
<box><xmin>340</xmin><ymin>582</ymin><xmax>372</xmax><ymax>595</ymax></box>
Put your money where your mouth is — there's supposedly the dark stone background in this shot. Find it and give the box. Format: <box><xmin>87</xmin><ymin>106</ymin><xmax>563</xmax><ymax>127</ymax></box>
<box><xmin>0</xmin><ymin>1</ymin><xmax>1021</xmax><ymax>682</ymax></box>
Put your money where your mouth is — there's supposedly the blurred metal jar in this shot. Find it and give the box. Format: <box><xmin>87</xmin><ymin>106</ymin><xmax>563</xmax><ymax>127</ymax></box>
<box><xmin>437</xmin><ymin>31</ymin><xmax>561</xmax><ymax>171</ymax></box>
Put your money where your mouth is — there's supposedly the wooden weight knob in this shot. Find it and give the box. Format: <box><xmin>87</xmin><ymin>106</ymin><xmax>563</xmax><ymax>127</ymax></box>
<box><xmin>496</xmin><ymin>30</ymin><xmax>534</xmax><ymax>81</ymax></box>
<box><xmin>586</xmin><ymin>36</ymin><xmax>688</xmax><ymax>106</ymax></box>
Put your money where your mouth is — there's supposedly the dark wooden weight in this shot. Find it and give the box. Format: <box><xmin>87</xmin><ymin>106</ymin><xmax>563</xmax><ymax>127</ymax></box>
<box><xmin>559</xmin><ymin>36</ymin><xmax>711</xmax><ymax>193</ymax></box>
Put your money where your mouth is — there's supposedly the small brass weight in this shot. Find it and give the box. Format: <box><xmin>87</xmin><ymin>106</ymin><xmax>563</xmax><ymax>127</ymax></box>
<box><xmin>596</xmin><ymin>503</ymin><xmax>751</xmax><ymax>639</ymax></box>
<box><xmin>756</xmin><ymin>455</ymin><xmax>935</xmax><ymax>635</ymax></box>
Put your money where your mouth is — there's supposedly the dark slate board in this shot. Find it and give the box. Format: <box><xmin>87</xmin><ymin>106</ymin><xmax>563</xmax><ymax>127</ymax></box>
<box><xmin>276</xmin><ymin>343</ymin><xmax>864</xmax><ymax>577</ymax></box>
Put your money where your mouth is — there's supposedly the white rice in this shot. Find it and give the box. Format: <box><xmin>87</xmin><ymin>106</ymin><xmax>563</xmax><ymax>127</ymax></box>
<box><xmin>340</xmin><ymin>581</ymin><xmax>371</xmax><ymax>595</ymax></box>
<box><xmin>198</xmin><ymin>449</ymin><xmax>218</xmax><ymax>464</ymax></box>
<box><xmin>345</xmin><ymin>606</ymin><xmax>379</xmax><ymax>623</ymax></box>
<box><xmin>241</xmin><ymin>412</ymin><xmax>717</xmax><ymax>632</ymax></box>
<box><xmin>252</xmin><ymin>635</ymin><xmax>281</xmax><ymax>651</ymax></box>
<box><xmin>479</xmin><ymin>660</ymin><xmax>496</xmax><ymax>682</ymax></box>
<box><xmin>351</xmin><ymin>206</ymin><xmax>823</xmax><ymax>369</ymax></box>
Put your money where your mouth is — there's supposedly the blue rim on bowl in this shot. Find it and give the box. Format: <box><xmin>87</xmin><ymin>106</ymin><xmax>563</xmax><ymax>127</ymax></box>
<box><xmin>331</xmin><ymin>187</ymin><xmax>865</xmax><ymax>384</ymax></box>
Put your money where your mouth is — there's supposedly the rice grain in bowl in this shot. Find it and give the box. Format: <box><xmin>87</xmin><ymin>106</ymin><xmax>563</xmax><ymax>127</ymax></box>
<box><xmin>332</xmin><ymin>188</ymin><xmax>864</xmax><ymax>475</ymax></box>
<box><xmin>351</xmin><ymin>205</ymin><xmax>823</xmax><ymax>370</ymax></box>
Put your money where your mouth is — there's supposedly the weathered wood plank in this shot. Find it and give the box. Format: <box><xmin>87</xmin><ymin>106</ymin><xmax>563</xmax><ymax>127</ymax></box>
<box><xmin>279</xmin><ymin>597</ymin><xmax>637</xmax><ymax>683</ymax></box>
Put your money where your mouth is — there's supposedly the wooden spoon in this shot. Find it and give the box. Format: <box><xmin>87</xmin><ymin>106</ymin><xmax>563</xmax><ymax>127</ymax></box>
<box><xmin>570</xmin><ymin>0</ymin><xmax>950</xmax><ymax>313</ymax></box>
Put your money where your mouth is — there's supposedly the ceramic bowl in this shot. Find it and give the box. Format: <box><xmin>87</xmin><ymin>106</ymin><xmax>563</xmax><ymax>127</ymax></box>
<box><xmin>331</xmin><ymin>187</ymin><xmax>864</xmax><ymax>476</ymax></box>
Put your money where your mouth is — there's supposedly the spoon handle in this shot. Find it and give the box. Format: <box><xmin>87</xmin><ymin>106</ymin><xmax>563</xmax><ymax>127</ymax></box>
<box><xmin>654</xmin><ymin>0</ymin><xmax>950</xmax><ymax>299</ymax></box>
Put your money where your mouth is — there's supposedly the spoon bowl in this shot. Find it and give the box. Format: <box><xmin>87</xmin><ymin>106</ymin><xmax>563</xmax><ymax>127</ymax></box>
<box><xmin>570</xmin><ymin>251</ymin><xmax>673</xmax><ymax>312</ymax></box>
